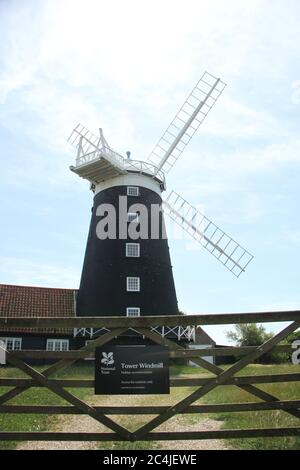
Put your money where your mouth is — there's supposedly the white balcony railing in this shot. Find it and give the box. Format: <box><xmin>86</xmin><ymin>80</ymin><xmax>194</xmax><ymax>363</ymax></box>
<box><xmin>75</xmin><ymin>145</ymin><xmax>166</xmax><ymax>187</ymax></box>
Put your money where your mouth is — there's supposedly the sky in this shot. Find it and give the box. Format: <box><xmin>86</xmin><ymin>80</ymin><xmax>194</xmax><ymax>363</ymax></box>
<box><xmin>0</xmin><ymin>0</ymin><xmax>300</xmax><ymax>344</ymax></box>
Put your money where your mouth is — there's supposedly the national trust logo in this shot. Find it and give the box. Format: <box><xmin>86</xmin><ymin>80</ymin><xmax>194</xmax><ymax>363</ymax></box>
<box><xmin>101</xmin><ymin>351</ymin><xmax>114</xmax><ymax>366</ymax></box>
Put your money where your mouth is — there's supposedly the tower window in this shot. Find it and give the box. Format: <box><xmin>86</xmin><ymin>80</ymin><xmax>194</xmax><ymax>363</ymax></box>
<box><xmin>126</xmin><ymin>243</ymin><xmax>140</xmax><ymax>257</ymax></box>
<box><xmin>127</xmin><ymin>212</ymin><xmax>139</xmax><ymax>223</ymax></box>
<box><xmin>127</xmin><ymin>277</ymin><xmax>140</xmax><ymax>292</ymax></box>
<box><xmin>127</xmin><ymin>186</ymin><xmax>139</xmax><ymax>196</ymax></box>
<box><xmin>126</xmin><ymin>307</ymin><xmax>140</xmax><ymax>317</ymax></box>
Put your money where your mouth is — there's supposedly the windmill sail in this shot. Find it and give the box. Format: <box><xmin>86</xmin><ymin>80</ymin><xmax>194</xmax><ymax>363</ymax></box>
<box><xmin>148</xmin><ymin>72</ymin><xmax>226</xmax><ymax>174</ymax></box>
<box><xmin>163</xmin><ymin>191</ymin><xmax>253</xmax><ymax>277</ymax></box>
<box><xmin>68</xmin><ymin>124</ymin><xmax>103</xmax><ymax>157</ymax></box>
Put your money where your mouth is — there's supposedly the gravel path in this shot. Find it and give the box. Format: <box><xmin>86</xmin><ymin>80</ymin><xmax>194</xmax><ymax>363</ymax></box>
<box><xmin>156</xmin><ymin>416</ymin><xmax>230</xmax><ymax>450</ymax></box>
<box><xmin>17</xmin><ymin>415</ymin><xmax>229</xmax><ymax>451</ymax></box>
<box><xmin>17</xmin><ymin>394</ymin><xmax>230</xmax><ymax>451</ymax></box>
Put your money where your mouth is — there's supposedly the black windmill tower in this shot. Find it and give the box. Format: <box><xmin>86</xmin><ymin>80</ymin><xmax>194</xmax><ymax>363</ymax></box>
<box><xmin>68</xmin><ymin>72</ymin><xmax>253</xmax><ymax>340</ymax></box>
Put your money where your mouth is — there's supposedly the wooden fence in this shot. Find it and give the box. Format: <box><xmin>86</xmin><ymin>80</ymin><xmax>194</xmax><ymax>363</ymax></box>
<box><xmin>0</xmin><ymin>311</ymin><xmax>299</xmax><ymax>443</ymax></box>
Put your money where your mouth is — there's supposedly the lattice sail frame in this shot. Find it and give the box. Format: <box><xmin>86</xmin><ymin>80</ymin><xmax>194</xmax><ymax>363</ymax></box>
<box><xmin>68</xmin><ymin>124</ymin><xmax>105</xmax><ymax>157</ymax></box>
<box><xmin>163</xmin><ymin>191</ymin><xmax>254</xmax><ymax>277</ymax></box>
<box><xmin>67</xmin><ymin>124</ymin><xmax>125</xmax><ymax>167</ymax></box>
<box><xmin>147</xmin><ymin>72</ymin><xmax>226</xmax><ymax>174</ymax></box>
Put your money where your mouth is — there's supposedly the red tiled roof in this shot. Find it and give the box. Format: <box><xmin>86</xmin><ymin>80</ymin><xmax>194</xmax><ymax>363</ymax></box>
<box><xmin>0</xmin><ymin>284</ymin><xmax>76</xmax><ymax>335</ymax></box>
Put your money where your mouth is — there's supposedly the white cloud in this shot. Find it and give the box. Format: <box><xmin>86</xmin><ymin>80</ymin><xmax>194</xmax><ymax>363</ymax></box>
<box><xmin>282</xmin><ymin>229</ymin><xmax>300</xmax><ymax>244</ymax></box>
<box><xmin>218</xmin><ymin>192</ymin><xmax>266</xmax><ymax>225</ymax></box>
<box><xmin>203</xmin><ymin>95</ymin><xmax>281</xmax><ymax>139</ymax></box>
<box><xmin>0</xmin><ymin>0</ymin><xmax>291</xmax><ymax>156</ymax></box>
<box><xmin>0</xmin><ymin>257</ymin><xmax>79</xmax><ymax>288</ymax></box>
<box><xmin>179</xmin><ymin>139</ymin><xmax>300</xmax><ymax>186</ymax></box>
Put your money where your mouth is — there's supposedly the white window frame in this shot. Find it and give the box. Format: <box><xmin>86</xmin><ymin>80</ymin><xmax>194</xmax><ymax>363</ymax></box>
<box><xmin>126</xmin><ymin>307</ymin><xmax>141</xmax><ymax>317</ymax></box>
<box><xmin>126</xmin><ymin>243</ymin><xmax>140</xmax><ymax>257</ymax></box>
<box><xmin>0</xmin><ymin>340</ymin><xmax>5</xmax><ymax>364</ymax></box>
<box><xmin>0</xmin><ymin>337</ymin><xmax>22</xmax><ymax>351</ymax></box>
<box><xmin>127</xmin><ymin>186</ymin><xmax>139</xmax><ymax>196</ymax></box>
<box><xmin>126</xmin><ymin>277</ymin><xmax>140</xmax><ymax>292</ymax></box>
<box><xmin>46</xmin><ymin>339</ymin><xmax>69</xmax><ymax>352</ymax></box>
<box><xmin>127</xmin><ymin>212</ymin><xmax>139</xmax><ymax>223</ymax></box>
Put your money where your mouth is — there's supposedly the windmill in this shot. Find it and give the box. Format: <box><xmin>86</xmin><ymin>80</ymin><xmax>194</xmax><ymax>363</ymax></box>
<box><xmin>68</xmin><ymin>72</ymin><xmax>253</xmax><ymax>335</ymax></box>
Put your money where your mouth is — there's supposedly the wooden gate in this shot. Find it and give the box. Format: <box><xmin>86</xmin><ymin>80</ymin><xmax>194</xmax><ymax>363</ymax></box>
<box><xmin>0</xmin><ymin>311</ymin><xmax>300</xmax><ymax>443</ymax></box>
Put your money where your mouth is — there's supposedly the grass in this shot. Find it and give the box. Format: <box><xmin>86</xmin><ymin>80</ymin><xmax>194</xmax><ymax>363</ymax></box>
<box><xmin>0</xmin><ymin>363</ymin><xmax>91</xmax><ymax>450</ymax></box>
<box><xmin>0</xmin><ymin>362</ymin><xmax>299</xmax><ymax>450</ymax></box>
<box><xmin>199</xmin><ymin>363</ymin><xmax>300</xmax><ymax>450</ymax></box>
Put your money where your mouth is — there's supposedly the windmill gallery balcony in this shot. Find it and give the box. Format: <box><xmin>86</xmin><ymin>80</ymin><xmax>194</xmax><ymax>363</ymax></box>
<box><xmin>68</xmin><ymin>124</ymin><xmax>166</xmax><ymax>189</ymax></box>
<box><xmin>73</xmin><ymin>325</ymin><xmax>196</xmax><ymax>342</ymax></box>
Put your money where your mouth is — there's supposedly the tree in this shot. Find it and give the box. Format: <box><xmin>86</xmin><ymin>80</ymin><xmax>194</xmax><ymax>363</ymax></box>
<box><xmin>226</xmin><ymin>323</ymin><xmax>288</xmax><ymax>364</ymax></box>
<box><xmin>226</xmin><ymin>323</ymin><xmax>271</xmax><ymax>347</ymax></box>
<box><xmin>286</xmin><ymin>329</ymin><xmax>300</xmax><ymax>344</ymax></box>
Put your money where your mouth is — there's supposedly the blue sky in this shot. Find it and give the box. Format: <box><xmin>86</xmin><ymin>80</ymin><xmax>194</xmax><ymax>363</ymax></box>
<box><xmin>0</xmin><ymin>0</ymin><xmax>300</xmax><ymax>343</ymax></box>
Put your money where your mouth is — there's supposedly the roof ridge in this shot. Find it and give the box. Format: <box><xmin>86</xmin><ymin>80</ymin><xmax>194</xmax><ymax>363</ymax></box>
<box><xmin>0</xmin><ymin>283</ymin><xmax>77</xmax><ymax>292</ymax></box>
